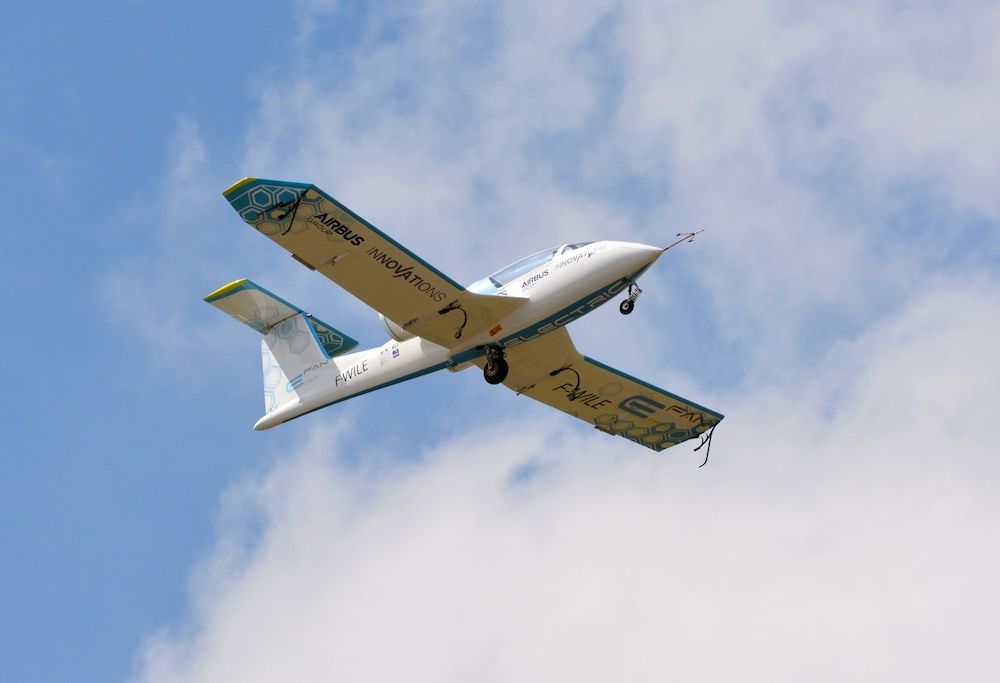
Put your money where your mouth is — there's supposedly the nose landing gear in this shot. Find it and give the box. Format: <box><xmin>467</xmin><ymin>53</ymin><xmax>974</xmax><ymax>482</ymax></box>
<box><xmin>483</xmin><ymin>346</ymin><xmax>509</xmax><ymax>384</ymax></box>
<box><xmin>619</xmin><ymin>283</ymin><xmax>642</xmax><ymax>315</ymax></box>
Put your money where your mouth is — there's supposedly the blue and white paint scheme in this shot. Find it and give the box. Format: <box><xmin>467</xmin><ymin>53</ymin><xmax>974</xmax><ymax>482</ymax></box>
<box><xmin>207</xmin><ymin>177</ymin><xmax>723</xmax><ymax>452</ymax></box>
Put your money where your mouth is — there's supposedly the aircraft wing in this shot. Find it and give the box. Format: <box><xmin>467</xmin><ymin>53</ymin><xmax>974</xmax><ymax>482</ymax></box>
<box><xmin>223</xmin><ymin>178</ymin><xmax>527</xmax><ymax>348</ymax></box>
<box><xmin>485</xmin><ymin>328</ymin><xmax>724</xmax><ymax>452</ymax></box>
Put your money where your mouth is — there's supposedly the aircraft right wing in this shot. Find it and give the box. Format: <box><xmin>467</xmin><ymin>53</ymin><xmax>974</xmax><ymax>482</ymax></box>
<box><xmin>222</xmin><ymin>177</ymin><xmax>528</xmax><ymax>348</ymax></box>
<box><xmin>485</xmin><ymin>328</ymin><xmax>724</xmax><ymax>452</ymax></box>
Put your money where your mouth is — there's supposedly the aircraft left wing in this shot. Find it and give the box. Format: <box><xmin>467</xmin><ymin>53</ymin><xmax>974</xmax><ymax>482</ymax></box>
<box><xmin>487</xmin><ymin>328</ymin><xmax>724</xmax><ymax>452</ymax></box>
<box><xmin>223</xmin><ymin>178</ymin><xmax>527</xmax><ymax>348</ymax></box>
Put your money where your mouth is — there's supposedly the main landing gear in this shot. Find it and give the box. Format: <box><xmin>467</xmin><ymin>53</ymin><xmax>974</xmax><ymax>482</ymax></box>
<box><xmin>619</xmin><ymin>283</ymin><xmax>642</xmax><ymax>315</ymax></box>
<box><xmin>483</xmin><ymin>346</ymin><xmax>509</xmax><ymax>385</ymax></box>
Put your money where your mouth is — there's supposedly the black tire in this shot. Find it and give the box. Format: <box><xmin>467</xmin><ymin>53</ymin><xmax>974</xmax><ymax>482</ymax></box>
<box><xmin>484</xmin><ymin>356</ymin><xmax>509</xmax><ymax>384</ymax></box>
<box><xmin>619</xmin><ymin>299</ymin><xmax>634</xmax><ymax>315</ymax></box>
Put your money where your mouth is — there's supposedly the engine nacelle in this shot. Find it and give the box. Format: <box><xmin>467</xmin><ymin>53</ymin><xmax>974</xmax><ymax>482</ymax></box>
<box><xmin>379</xmin><ymin>313</ymin><xmax>415</xmax><ymax>342</ymax></box>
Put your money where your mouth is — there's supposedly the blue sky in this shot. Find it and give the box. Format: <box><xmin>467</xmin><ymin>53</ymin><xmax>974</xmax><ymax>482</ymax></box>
<box><xmin>3</xmin><ymin>2</ymin><xmax>999</xmax><ymax>681</ymax></box>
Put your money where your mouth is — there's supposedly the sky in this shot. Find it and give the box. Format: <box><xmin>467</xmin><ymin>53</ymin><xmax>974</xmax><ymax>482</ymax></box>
<box><xmin>2</xmin><ymin>1</ymin><xmax>999</xmax><ymax>681</ymax></box>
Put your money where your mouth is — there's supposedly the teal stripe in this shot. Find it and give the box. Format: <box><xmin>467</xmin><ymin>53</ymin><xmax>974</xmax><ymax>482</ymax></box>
<box><xmin>245</xmin><ymin>280</ymin><xmax>302</xmax><ymax>313</ymax></box>
<box><xmin>449</xmin><ymin>347</ymin><xmax>486</xmax><ymax>365</ymax></box>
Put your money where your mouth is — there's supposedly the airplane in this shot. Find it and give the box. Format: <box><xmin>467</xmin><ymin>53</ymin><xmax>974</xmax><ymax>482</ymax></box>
<box><xmin>205</xmin><ymin>177</ymin><xmax>723</xmax><ymax>453</ymax></box>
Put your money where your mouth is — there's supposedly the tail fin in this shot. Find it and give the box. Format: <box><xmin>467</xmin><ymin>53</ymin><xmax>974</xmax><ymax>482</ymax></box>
<box><xmin>204</xmin><ymin>279</ymin><xmax>359</xmax><ymax>415</ymax></box>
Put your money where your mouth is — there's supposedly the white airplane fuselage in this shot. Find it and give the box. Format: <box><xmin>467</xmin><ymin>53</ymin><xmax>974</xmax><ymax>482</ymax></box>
<box><xmin>254</xmin><ymin>240</ymin><xmax>662</xmax><ymax>429</ymax></box>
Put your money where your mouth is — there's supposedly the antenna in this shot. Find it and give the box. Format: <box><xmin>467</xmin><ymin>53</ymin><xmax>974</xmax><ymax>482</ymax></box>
<box><xmin>662</xmin><ymin>229</ymin><xmax>704</xmax><ymax>252</ymax></box>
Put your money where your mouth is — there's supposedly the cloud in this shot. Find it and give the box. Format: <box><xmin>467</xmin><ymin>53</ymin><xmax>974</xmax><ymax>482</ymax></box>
<box><xmin>102</xmin><ymin>1</ymin><xmax>1000</xmax><ymax>384</ymax></box>
<box><xmin>123</xmin><ymin>2</ymin><xmax>999</xmax><ymax>679</ymax></box>
<box><xmin>223</xmin><ymin>0</ymin><xmax>1000</xmax><ymax>380</ymax></box>
<box><xmin>130</xmin><ymin>275</ymin><xmax>1000</xmax><ymax>683</ymax></box>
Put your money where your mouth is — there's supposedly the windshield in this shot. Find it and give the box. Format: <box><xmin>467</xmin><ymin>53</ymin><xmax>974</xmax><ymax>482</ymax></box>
<box><xmin>489</xmin><ymin>247</ymin><xmax>559</xmax><ymax>287</ymax></box>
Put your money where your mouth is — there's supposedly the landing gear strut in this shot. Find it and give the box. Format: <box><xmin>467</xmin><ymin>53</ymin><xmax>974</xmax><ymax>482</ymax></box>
<box><xmin>483</xmin><ymin>346</ymin><xmax>509</xmax><ymax>385</ymax></box>
<box><xmin>620</xmin><ymin>283</ymin><xmax>642</xmax><ymax>315</ymax></box>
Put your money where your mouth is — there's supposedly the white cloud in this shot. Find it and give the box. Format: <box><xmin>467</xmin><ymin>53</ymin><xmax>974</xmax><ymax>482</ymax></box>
<box><xmin>223</xmin><ymin>0</ymin><xmax>1000</xmax><ymax>378</ymax></box>
<box><xmin>130</xmin><ymin>276</ymin><xmax>1000</xmax><ymax>682</ymax></box>
<box><xmin>121</xmin><ymin>3</ymin><xmax>1000</xmax><ymax>678</ymax></box>
<box><xmin>608</xmin><ymin>1</ymin><xmax>1000</xmax><ymax>366</ymax></box>
<box><xmin>103</xmin><ymin>1</ymin><xmax>1000</xmax><ymax>379</ymax></box>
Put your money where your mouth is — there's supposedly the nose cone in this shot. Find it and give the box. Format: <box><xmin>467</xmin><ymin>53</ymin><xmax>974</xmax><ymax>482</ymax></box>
<box><xmin>605</xmin><ymin>242</ymin><xmax>663</xmax><ymax>280</ymax></box>
<box><xmin>636</xmin><ymin>242</ymin><xmax>664</xmax><ymax>263</ymax></box>
<box><xmin>617</xmin><ymin>241</ymin><xmax>664</xmax><ymax>276</ymax></box>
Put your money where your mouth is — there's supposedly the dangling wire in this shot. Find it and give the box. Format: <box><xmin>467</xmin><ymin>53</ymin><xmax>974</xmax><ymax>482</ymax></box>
<box><xmin>265</xmin><ymin>191</ymin><xmax>306</xmax><ymax>236</ymax></box>
<box><xmin>438</xmin><ymin>301</ymin><xmax>469</xmax><ymax>339</ymax></box>
<box><xmin>693</xmin><ymin>424</ymin><xmax>716</xmax><ymax>468</ymax></box>
<box><xmin>549</xmin><ymin>365</ymin><xmax>582</xmax><ymax>399</ymax></box>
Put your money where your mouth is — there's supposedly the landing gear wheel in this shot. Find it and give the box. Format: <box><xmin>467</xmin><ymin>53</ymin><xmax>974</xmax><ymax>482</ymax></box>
<box><xmin>484</xmin><ymin>357</ymin><xmax>509</xmax><ymax>384</ymax></box>
<box><xmin>619</xmin><ymin>283</ymin><xmax>642</xmax><ymax>315</ymax></box>
<box><xmin>484</xmin><ymin>348</ymin><xmax>509</xmax><ymax>384</ymax></box>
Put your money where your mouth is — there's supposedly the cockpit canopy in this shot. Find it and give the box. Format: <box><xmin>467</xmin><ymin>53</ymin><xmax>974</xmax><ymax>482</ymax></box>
<box><xmin>467</xmin><ymin>242</ymin><xmax>594</xmax><ymax>293</ymax></box>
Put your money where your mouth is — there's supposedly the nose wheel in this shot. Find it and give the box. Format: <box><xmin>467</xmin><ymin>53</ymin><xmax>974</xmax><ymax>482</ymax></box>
<box><xmin>484</xmin><ymin>346</ymin><xmax>509</xmax><ymax>384</ymax></box>
<box><xmin>619</xmin><ymin>283</ymin><xmax>642</xmax><ymax>315</ymax></box>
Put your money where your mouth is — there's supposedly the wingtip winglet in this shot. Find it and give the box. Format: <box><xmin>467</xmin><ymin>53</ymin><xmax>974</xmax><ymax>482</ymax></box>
<box><xmin>223</xmin><ymin>177</ymin><xmax>258</xmax><ymax>199</ymax></box>
<box><xmin>203</xmin><ymin>278</ymin><xmax>249</xmax><ymax>303</ymax></box>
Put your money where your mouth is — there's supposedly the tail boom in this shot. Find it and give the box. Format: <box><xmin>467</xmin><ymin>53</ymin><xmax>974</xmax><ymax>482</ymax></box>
<box><xmin>207</xmin><ymin>279</ymin><xmax>453</xmax><ymax>429</ymax></box>
<box><xmin>252</xmin><ymin>335</ymin><xmax>451</xmax><ymax>430</ymax></box>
